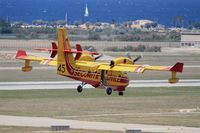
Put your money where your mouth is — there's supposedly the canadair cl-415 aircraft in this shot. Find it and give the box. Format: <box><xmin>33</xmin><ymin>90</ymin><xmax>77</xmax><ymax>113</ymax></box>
<box><xmin>16</xmin><ymin>28</ymin><xmax>184</xmax><ymax>96</ymax></box>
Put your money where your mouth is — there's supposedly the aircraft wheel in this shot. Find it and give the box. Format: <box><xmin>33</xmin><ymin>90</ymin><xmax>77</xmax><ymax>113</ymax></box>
<box><xmin>106</xmin><ymin>87</ymin><xmax>112</xmax><ymax>95</ymax></box>
<box><xmin>77</xmin><ymin>85</ymin><xmax>83</xmax><ymax>93</ymax></box>
<box><xmin>118</xmin><ymin>91</ymin><xmax>123</xmax><ymax>96</ymax></box>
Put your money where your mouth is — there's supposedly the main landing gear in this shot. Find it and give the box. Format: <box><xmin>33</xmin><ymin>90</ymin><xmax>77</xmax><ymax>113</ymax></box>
<box><xmin>105</xmin><ymin>87</ymin><xmax>124</xmax><ymax>96</ymax></box>
<box><xmin>101</xmin><ymin>70</ymin><xmax>112</xmax><ymax>95</ymax></box>
<box><xmin>118</xmin><ymin>91</ymin><xmax>124</xmax><ymax>96</ymax></box>
<box><xmin>101</xmin><ymin>70</ymin><xmax>124</xmax><ymax>96</ymax></box>
<box><xmin>77</xmin><ymin>82</ymin><xmax>86</xmax><ymax>93</ymax></box>
<box><xmin>106</xmin><ymin>87</ymin><xmax>112</xmax><ymax>95</ymax></box>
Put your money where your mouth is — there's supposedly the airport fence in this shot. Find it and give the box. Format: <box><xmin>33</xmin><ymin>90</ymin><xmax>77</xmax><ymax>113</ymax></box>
<box><xmin>0</xmin><ymin>39</ymin><xmax>180</xmax><ymax>51</ymax></box>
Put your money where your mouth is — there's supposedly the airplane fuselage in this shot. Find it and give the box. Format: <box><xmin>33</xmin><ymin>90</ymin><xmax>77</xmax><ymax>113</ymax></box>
<box><xmin>58</xmin><ymin>60</ymin><xmax>129</xmax><ymax>92</ymax></box>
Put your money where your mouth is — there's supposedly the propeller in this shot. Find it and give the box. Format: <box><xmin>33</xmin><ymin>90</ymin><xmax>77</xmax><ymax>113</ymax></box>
<box><xmin>133</xmin><ymin>55</ymin><xmax>142</xmax><ymax>63</ymax></box>
<box><xmin>94</xmin><ymin>53</ymin><xmax>103</xmax><ymax>60</ymax></box>
<box><xmin>86</xmin><ymin>46</ymin><xmax>103</xmax><ymax>61</ymax></box>
<box><xmin>88</xmin><ymin>47</ymin><xmax>94</xmax><ymax>52</ymax></box>
<box><xmin>125</xmin><ymin>52</ymin><xmax>142</xmax><ymax>63</ymax></box>
<box><xmin>125</xmin><ymin>52</ymin><xmax>131</xmax><ymax>59</ymax></box>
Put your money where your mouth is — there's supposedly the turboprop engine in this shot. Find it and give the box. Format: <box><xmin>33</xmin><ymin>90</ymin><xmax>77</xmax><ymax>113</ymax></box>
<box><xmin>110</xmin><ymin>55</ymin><xmax>142</xmax><ymax>67</ymax></box>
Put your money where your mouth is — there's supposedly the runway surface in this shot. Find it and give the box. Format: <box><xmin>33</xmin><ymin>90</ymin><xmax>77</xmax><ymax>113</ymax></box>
<box><xmin>0</xmin><ymin>115</ymin><xmax>200</xmax><ymax>133</ymax></box>
<box><xmin>0</xmin><ymin>79</ymin><xmax>199</xmax><ymax>90</ymax></box>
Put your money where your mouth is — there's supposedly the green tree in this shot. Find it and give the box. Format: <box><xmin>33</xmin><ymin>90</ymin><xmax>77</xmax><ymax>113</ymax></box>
<box><xmin>123</xmin><ymin>21</ymin><xmax>128</xmax><ymax>28</ymax></box>
<box><xmin>95</xmin><ymin>22</ymin><xmax>102</xmax><ymax>27</ymax></box>
<box><xmin>0</xmin><ymin>19</ymin><xmax>12</xmax><ymax>34</ymax></box>
<box><xmin>56</xmin><ymin>20</ymin><xmax>66</xmax><ymax>26</ymax></box>
<box><xmin>194</xmin><ymin>22</ymin><xmax>200</xmax><ymax>29</ymax></box>
<box><xmin>12</xmin><ymin>21</ymin><xmax>25</xmax><ymax>28</ymax></box>
<box><xmin>127</xmin><ymin>21</ymin><xmax>132</xmax><ymax>29</ymax></box>
<box><xmin>88</xmin><ymin>32</ymin><xmax>100</xmax><ymax>40</ymax></box>
<box><xmin>74</xmin><ymin>21</ymin><xmax>81</xmax><ymax>28</ymax></box>
<box><xmin>32</xmin><ymin>19</ymin><xmax>48</xmax><ymax>25</ymax></box>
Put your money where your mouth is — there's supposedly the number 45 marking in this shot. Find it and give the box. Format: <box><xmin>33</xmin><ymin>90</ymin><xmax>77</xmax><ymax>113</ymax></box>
<box><xmin>57</xmin><ymin>64</ymin><xmax>65</xmax><ymax>73</ymax></box>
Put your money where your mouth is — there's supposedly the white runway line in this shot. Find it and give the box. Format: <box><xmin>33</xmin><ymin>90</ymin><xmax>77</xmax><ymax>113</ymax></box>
<box><xmin>0</xmin><ymin>79</ymin><xmax>199</xmax><ymax>90</ymax></box>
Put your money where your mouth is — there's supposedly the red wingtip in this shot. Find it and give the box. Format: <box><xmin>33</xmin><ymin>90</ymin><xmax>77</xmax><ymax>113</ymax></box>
<box><xmin>16</xmin><ymin>50</ymin><xmax>27</xmax><ymax>59</ymax></box>
<box><xmin>170</xmin><ymin>62</ymin><xmax>184</xmax><ymax>73</ymax></box>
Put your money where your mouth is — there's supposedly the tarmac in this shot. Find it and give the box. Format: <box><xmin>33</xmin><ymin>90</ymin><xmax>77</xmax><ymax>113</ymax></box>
<box><xmin>0</xmin><ymin>79</ymin><xmax>199</xmax><ymax>90</ymax></box>
<box><xmin>0</xmin><ymin>115</ymin><xmax>200</xmax><ymax>133</ymax></box>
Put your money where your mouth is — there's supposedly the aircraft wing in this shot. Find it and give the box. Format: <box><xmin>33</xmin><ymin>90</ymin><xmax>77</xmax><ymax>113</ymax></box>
<box><xmin>98</xmin><ymin>62</ymin><xmax>183</xmax><ymax>83</ymax></box>
<box><xmin>98</xmin><ymin>63</ymin><xmax>183</xmax><ymax>73</ymax></box>
<box><xmin>16</xmin><ymin>50</ymin><xmax>56</xmax><ymax>72</ymax></box>
<box><xmin>98</xmin><ymin>64</ymin><xmax>141</xmax><ymax>73</ymax></box>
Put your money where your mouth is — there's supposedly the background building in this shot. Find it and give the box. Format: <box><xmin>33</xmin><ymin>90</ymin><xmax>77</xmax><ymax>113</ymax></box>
<box><xmin>180</xmin><ymin>32</ymin><xmax>200</xmax><ymax>47</ymax></box>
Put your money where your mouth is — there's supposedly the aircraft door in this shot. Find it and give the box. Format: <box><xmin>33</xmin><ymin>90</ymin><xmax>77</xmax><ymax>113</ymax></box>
<box><xmin>100</xmin><ymin>70</ymin><xmax>107</xmax><ymax>85</ymax></box>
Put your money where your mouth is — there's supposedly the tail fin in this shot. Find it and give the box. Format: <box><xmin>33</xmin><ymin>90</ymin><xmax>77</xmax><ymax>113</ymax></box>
<box><xmin>50</xmin><ymin>42</ymin><xmax>58</xmax><ymax>58</ymax></box>
<box><xmin>57</xmin><ymin>28</ymin><xmax>75</xmax><ymax>76</ymax></box>
<box><xmin>75</xmin><ymin>44</ymin><xmax>82</xmax><ymax>60</ymax></box>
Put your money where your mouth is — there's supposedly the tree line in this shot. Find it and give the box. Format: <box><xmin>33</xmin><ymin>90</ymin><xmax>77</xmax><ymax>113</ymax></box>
<box><xmin>1</xmin><ymin>17</ymin><xmax>200</xmax><ymax>41</ymax></box>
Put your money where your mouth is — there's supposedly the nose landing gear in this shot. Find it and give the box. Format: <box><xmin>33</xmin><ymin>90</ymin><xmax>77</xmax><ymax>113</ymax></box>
<box><xmin>77</xmin><ymin>85</ymin><xmax>83</xmax><ymax>93</ymax></box>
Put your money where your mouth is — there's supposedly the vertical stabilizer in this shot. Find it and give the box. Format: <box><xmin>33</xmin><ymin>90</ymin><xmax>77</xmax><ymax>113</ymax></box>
<box><xmin>57</xmin><ymin>28</ymin><xmax>75</xmax><ymax>76</ymax></box>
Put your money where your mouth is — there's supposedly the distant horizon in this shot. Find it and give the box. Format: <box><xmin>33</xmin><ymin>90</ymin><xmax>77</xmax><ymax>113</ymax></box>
<box><xmin>1</xmin><ymin>0</ymin><xmax>200</xmax><ymax>27</ymax></box>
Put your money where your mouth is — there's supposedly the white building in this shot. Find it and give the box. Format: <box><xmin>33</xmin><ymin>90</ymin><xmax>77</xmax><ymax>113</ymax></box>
<box><xmin>180</xmin><ymin>32</ymin><xmax>200</xmax><ymax>47</ymax></box>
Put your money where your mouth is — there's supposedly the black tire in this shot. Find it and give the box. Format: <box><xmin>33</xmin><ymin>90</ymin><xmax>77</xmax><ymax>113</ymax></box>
<box><xmin>118</xmin><ymin>91</ymin><xmax>124</xmax><ymax>96</ymax></box>
<box><xmin>77</xmin><ymin>85</ymin><xmax>83</xmax><ymax>93</ymax></box>
<box><xmin>106</xmin><ymin>87</ymin><xmax>112</xmax><ymax>95</ymax></box>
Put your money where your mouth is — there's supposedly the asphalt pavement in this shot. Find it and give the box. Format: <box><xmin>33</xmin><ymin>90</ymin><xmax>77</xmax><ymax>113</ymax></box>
<box><xmin>0</xmin><ymin>79</ymin><xmax>199</xmax><ymax>90</ymax></box>
<box><xmin>0</xmin><ymin>115</ymin><xmax>200</xmax><ymax>133</ymax></box>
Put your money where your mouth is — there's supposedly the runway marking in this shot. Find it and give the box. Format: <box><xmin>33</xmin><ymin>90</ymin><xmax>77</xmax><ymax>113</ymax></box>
<box><xmin>0</xmin><ymin>79</ymin><xmax>200</xmax><ymax>90</ymax></box>
<box><xmin>55</xmin><ymin>111</ymin><xmax>200</xmax><ymax>118</ymax></box>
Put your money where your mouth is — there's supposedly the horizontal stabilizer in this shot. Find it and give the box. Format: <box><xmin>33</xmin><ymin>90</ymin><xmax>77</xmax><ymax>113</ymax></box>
<box><xmin>64</xmin><ymin>50</ymin><xmax>99</xmax><ymax>55</ymax></box>
<box><xmin>34</xmin><ymin>46</ymin><xmax>99</xmax><ymax>55</ymax></box>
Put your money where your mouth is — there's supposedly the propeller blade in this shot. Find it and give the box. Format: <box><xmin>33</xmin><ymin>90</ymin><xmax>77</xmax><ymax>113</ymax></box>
<box><xmin>95</xmin><ymin>54</ymin><xmax>103</xmax><ymax>60</ymax></box>
<box><xmin>133</xmin><ymin>55</ymin><xmax>142</xmax><ymax>63</ymax></box>
<box><xmin>124</xmin><ymin>52</ymin><xmax>131</xmax><ymax>59</ymax></box>
<box><xmin>88</xmin><ymin>47</ymin><xmax>93</xmax><ymax>52</ymax></box>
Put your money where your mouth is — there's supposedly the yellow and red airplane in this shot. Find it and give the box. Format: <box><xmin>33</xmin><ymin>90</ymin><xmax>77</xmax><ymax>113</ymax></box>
<box><xmin>16</xmin><ymin>28</ymin><xmax>184</xmax><ymax>96</ymax></box>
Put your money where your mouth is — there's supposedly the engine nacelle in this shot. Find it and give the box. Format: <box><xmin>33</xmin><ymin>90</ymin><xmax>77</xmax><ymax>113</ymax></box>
<box><xmin>78</xmin><ymin>54</ymin><xmax>95</xmax><ymax>62</ymax></box>
<box><xmin>110</xmin><ymin>57</ymin><xmax>133</xmax><ymax>66</ymax></box>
